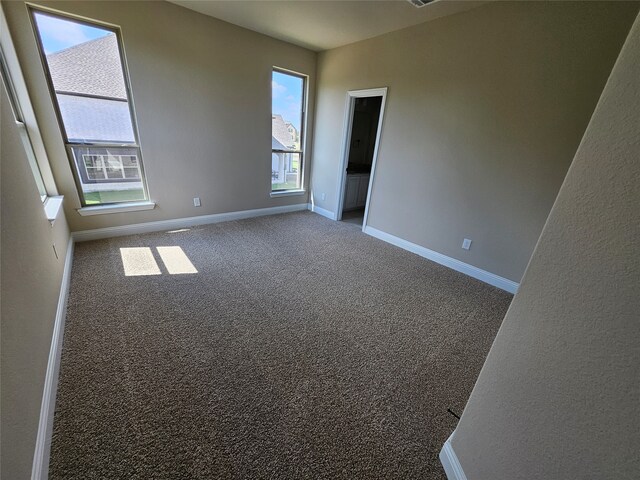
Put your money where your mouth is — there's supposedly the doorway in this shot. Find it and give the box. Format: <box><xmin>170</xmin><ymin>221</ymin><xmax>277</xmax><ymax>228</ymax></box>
<box><xmin>336</xmin><ymin>88</ymin><xmax>387</xmax><ymax>230</ymax></box>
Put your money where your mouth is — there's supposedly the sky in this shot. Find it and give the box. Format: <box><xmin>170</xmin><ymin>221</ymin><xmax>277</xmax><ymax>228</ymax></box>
<box><xmin>272</xmin><ymin>71</ymin><xmax>303</xmax><ymax>131</ymax></box>
<box><xmin>34</xmin><ymin>12</ymin><xmax>110</xmax><ymax>54</ymax></box>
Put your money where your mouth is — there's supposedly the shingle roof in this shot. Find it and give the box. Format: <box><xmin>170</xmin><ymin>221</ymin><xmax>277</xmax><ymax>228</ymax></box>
<box><xmin>58</xmin><ymin>94</ymin><xmax>135</xmax><ymax>143</ymax></box>
<box><xmin>272</xmin><ymin>114</ymin><xmax>295</xmax><ymax>149</ymax></box>
<box><xmin>47</xmin><ymin>34</ymin><xmax>127</xmax><ymax>100</ymax></box>
<box><xmin>272</xmin><ymin>136</ymin><xmax>287</xmax><ymax>150</ymax></box>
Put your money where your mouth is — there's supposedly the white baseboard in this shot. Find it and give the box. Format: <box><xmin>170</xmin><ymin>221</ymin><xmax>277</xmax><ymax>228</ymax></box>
<box><xmin>31</xmin><ymin>239</ymin><xmax>74</xmax><ymax>480</ymax></box>
<box><xmin>363</xmin><ymin>226</ymin><xmax>519</xmax><ymax>293</ymax></box>
<box><xmin>440</xmin><ymin>432</ymin><xmax>468</xmax><ymax>480</ymax></box>
<box><xmin>307</xmin><ymin>203</ymin><xmax>337</xmax><ymax>220</ymax></box>
<box><xmin>72</xmin><ymin>203</ymin><xmax>309</xmax><ymax>242</ymax></box>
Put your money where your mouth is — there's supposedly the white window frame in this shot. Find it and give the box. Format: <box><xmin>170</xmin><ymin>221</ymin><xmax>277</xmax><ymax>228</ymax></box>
<box><xmin>1</xmin><ymin>51</ymin><xmax>47</xmax><ymax>201</ymax></box>
<box><xmin>270</xmin><ymin>67</ymin><xmax>308</xmax><ymax>197</ymax></box>
<box><xmin>0</xmin><ymin>4</ymin><xmax>63</xmax><ymax>223</ymax></box>
<box><xmin>29</xmin><ymin>6</ymin><xmax>152</xmax><ymax>211</ymax></box>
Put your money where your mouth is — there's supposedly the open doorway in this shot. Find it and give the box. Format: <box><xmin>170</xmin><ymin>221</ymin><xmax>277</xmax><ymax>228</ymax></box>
<box><xmin>336</xmin><ymin>88</ymin><xmax>387</xmax><ymax>229</ymax></box>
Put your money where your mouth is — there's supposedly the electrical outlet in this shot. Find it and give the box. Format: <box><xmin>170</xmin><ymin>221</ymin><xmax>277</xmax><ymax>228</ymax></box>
<box><xmin>321</xmin><ymin>193</ymin><xmax>326</xmax><ymax>201</ymax></box>
<box><xmin>462</xmin><ymin>238</ymin><xmax>472</xmax><ymax>250</ymax></box>
<box><xmin>193</xmin><ymin>197</ymin><xmax>201</xmax><ymax>207</ymax></box>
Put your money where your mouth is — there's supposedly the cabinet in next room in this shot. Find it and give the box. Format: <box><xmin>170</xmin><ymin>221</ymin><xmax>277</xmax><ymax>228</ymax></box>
<box><xmin>344</xmin><ymin>173</ymin><xmax>370</xmax><ymax>211</ymax></box>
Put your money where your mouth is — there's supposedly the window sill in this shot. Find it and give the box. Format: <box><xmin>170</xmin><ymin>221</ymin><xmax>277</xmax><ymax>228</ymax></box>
<box><xmin>44</xmin><ymin>195</ymin><xmax>64</xmax><ymax>225</ymax></box>
<box><xmin>270</xmin><ymin>189</ymin><xmax>306</xmax><ymax>198</ymax></box>
<box><xmin>77</xmin><ymin>201</ymin><xmax>156</xmax><ymax>216</ymax></box>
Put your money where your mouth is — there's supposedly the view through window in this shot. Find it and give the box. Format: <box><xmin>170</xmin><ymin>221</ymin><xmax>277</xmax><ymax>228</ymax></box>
<box><xmin>31</xmin><ymin>10</ymin><xmax>147</xmax><ymax>206</ymax></box>
<box><xmin>272</xmin><ymin>69</ymin><xmax>305</xmax><ymax>191</ymax></box>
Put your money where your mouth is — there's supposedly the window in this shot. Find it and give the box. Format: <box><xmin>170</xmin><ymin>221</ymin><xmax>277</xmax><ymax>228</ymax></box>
<box><xmin>0</xmin><ymin>47</ymin><xmax>47</xmax><ymax>202</ymax></box>
<box><xmin>272</xmin><ymin>69</ymin><xmax>306</xmax><ymax>192</ymax></box>
<box><xmin>30</xmin><ymin>9</ymin><xmax>148</xmax><ymax>206</ymax></box>
<box><xmin>82</xmin><ymin>153</ymin><xmax>141</xmax><ymax>181</ymax></box>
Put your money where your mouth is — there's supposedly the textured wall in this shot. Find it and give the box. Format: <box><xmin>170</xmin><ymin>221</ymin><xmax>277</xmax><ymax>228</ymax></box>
<box><xmin>451</xmin><ymin>11</ymin><xmax>640</xmax><ymax>479</ymax></box>
<box><xmin>1</xmin><ymin>82</ymin><xmax>71</xmax><ymax>479</ymax></box>
<box><xmin>309</xmin><ymin>1</ymin><xmax>638</xmax><ymax>282</ymax></box>
<box><xmin>2</xmin><ymin>0</ymin><xmax>316</xmax><ymax>232</ymax></box>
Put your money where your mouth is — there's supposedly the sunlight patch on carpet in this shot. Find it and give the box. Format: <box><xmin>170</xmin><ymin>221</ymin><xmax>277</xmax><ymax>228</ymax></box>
<box><xmin>120</xmin><ymin>247</ymin><xmax>161</xmax><ymax>276</ymax></box>
<box><xmin>157</xmin><ymin>246</ymin><xmax>198</xmax><ymax>274</ymax></box>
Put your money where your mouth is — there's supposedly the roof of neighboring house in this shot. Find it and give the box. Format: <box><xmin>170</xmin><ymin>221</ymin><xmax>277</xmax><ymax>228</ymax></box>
<box><xmin>47</xmin><ymin>34</ymin><xmax>127</xmax><ymax>100</ymax></box>
<box><xmin>272</xmin><ymin>114</ymin><xmax>296</xmax><ymax>149</ymax></box>
<box><xmin>272</xmin><ymin>136</ymin><xmax>288</xmax><ymax>150</ymax></box>
<box><xmin>58</xmin><ymin>93</ymin><xmax>135</xmax><ymax>143</ymax></box>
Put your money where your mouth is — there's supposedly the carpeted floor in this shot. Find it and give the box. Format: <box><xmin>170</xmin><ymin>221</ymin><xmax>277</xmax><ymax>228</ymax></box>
<box><xmin>50</xmin><ymin>211</ymin><xmax>512</xmax><ymax>479</ymax></box>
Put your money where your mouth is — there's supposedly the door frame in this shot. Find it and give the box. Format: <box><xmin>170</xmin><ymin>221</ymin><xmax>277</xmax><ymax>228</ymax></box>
<box><xmin>335</xmin><ymin>87</ymin><xmax>388</xmax><ymax>230</ymax></box>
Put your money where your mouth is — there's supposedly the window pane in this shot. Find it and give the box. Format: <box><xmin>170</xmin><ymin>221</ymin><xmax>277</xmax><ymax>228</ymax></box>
<box><xmin>83</xmin><ymin>155</ymin><xmax>100</xmax><ymax>168</ymax></box>
<box><xmin>123</xmin><ymin>168</ymin><xmax>140</xmax><ymax>179</ymax></box>
<box><xmin>1</xmin><ymin>52</ymin><xmax>48</xmax><ymax>202</ymax></box>
<box><xmin>18</xmin><ymin>124</ymin><xmax>48</xmax><ymax>200</ymax></box>
<box><xmin>271</xmin><ymin>152</ymin><xmax>301</xmax><ymax>190</ymax></box>
<box><xmin>121</xmin><ymin>156</ymin><xmax>138</xmax><ymax>167</ymax></box>
<box><xmin>57</xmin><ymin>93</ymin><xmax>135</xmax><ymax>143</ymax></box>
<box><xmin>33</xmin><ymin>13</ymin><xmax>135</xmax><ymax>144</ymax></box>
<box><xmin>272</xmin><ymin>70</ymin><xmax>304</xmax><ymax>191</ymax></box>
<box><xmin>71</xmin><ymin>146</ymin><xmax>145</xmax><ymax>205</ymax></box>
<box><xmin>32</xmin><ymin>10</ymin><xmax>147</xmax><ymax>205</ymax></box>
<box><xmin>86</xmin><ymin>169</ymin><xmax>105</xmax><ymax>180</ymax></box>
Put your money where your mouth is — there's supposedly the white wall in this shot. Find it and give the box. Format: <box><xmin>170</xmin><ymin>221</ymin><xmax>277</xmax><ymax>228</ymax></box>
<box><xmin>450</xmin><ymin>11</ymin><xmax>640</xmax><ymax>479</ymax></box>
<box><xmin>310</xmin><ymin>1</ymin><xmax>638</xmax><ymax>282</ymax></box>
<box><xmin>0</xmin><ymin>81</ymin><xmax>71</xmax><ymax>480</ymax></box>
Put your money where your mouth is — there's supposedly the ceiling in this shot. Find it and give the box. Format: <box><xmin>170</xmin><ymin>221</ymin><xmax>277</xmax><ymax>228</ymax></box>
<box><xmin>167</xmin><ymin>0</ymin><xmax>487</xmax><ymax>51</ymax></box>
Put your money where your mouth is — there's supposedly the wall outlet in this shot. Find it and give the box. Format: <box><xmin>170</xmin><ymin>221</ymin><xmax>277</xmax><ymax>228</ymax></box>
<box><xmin>462</xmin><ymin>238</ymin><xmax>472</xmax><ymax>250</ymax></box>
<box><xmin>193</xmin><ymin>197</ymin><xmax>201</xmax><ymax>207</ymax></box>
<box><xmin>321</xmin><ymin>192</ymin><xmax>326</xmax><ymax>201</ymax></box>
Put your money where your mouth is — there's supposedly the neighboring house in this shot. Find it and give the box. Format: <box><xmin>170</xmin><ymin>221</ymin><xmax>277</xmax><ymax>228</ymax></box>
<box><xmin>272</xmin><ymin>113</ymin><xmax>297</xmax><ymax>149</ymax></box>
<box><xmin>47</xmin><ymin>34</ymin><xmax>141</xmax><ymax>190</ymax></box>
<box><xmin>285</xmin><ymin>121</ymin><xmax>299</xmax><ymax>147</ymax></box>
<box><xmin>271</xmin><ymin>113</ymin><xmax>299</xmax><ymax>185</ymax></box>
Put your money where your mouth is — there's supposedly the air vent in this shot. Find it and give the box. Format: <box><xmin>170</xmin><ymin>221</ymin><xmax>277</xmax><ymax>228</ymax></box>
<box><xmin>407</xmin><ymin>0</ymin><xmax>436</xmax><ymax>7</ymax></box>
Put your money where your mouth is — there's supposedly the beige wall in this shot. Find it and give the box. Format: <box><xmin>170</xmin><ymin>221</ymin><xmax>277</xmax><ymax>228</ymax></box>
<box><xmin>2</xmin><ymin>0</ymin><xmax>317</xmax><ymax>232</ymax></box>
<box><xmin>450</xmin><ymin>11</ymin><xmax>640</xmax><ymax>479</ymax></box>
<box><xmin>310</xmin><ymin>1</ymin><xmax>638</xmax><ymax>282</ymax></box>
<box><xmin>1</xmin><ymin>82</ymin><xmax>71</xmax><ymax>479</ymax></box>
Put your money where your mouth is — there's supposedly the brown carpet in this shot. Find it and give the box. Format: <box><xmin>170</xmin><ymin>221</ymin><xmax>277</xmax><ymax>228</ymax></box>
<box><xmin>50</xmin><ymin>211</ymin><xmax>512</xmax><ymax>479</ymax></box>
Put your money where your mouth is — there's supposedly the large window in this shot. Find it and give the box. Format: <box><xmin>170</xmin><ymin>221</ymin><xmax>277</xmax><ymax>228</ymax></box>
<box><xmin>272</xmin><ymin>69</ymin><xmax>305</xmax><ymax>192</ymax></box>
<box><xmin>31</xmin><ymin>9</ymin><xmax>148</xmax><ymax>206</ymax></box>
<box><xmin>0</xmin><ymin>47</ymin><xmax>47</xmax><ymax>202</ymax></box>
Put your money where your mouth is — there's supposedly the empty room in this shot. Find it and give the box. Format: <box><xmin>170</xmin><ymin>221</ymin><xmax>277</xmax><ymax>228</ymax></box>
<box><xmin>1</xmin><ymin>1</ymin><xmax>638</xmax><ymax>479</ymax></box>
